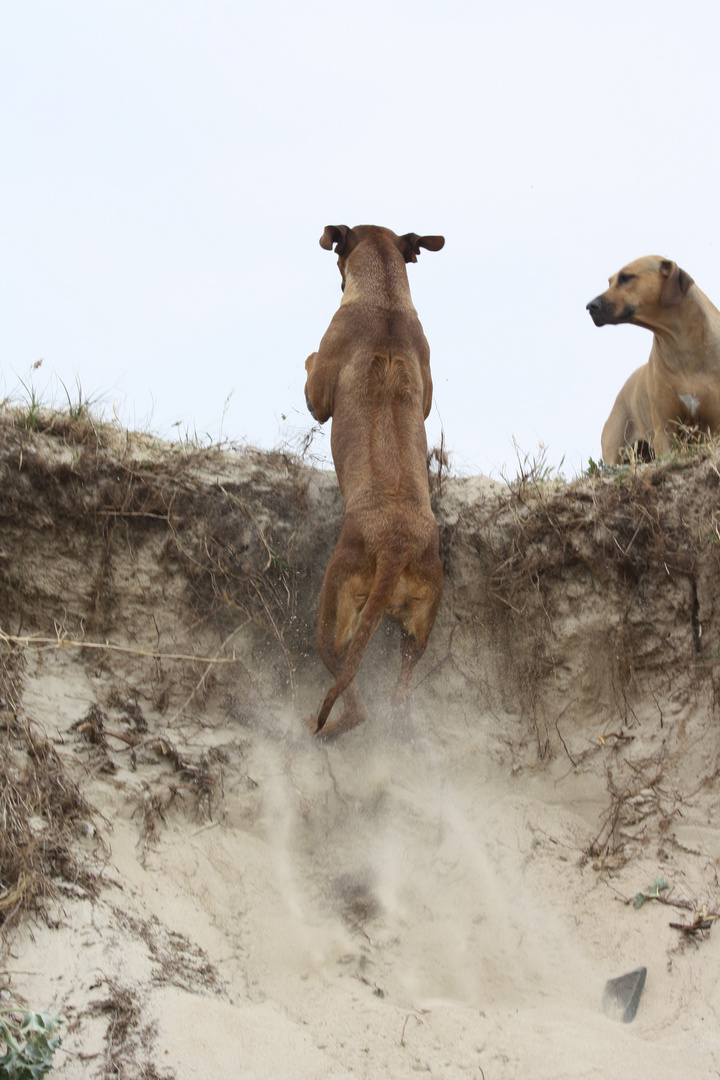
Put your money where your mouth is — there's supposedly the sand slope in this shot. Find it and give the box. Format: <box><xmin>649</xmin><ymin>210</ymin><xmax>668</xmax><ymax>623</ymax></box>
<box><xmin>1</xmin><ymin>417</ymin><xmax>720</xmax><ymax>1078</ymax></box>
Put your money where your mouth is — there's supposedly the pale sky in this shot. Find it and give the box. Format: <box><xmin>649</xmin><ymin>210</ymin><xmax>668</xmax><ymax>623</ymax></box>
<box><xmin>3</xmin><ymin>1</ymin><xmax>720</xmax><ymax>476</ymax></box>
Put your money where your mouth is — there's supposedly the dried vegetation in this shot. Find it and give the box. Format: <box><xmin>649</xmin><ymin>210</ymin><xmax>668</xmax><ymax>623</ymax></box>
<box><xmin>0</xmin><ymin>651</ymin><xmax>104</xmax><ymax>933</ymax></box>
<box><xmin>2</xmin><ymin>405</ymin><xmax>720</xmax><ymax>916</ymax></box>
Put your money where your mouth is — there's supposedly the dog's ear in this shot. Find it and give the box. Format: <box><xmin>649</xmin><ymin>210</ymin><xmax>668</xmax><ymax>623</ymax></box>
<box><xmin>659</xmin><ymin>260</ymin><xmax>694</xmax><ymax>307</ymax></box>
<box><xmin>320</xmin><ymin>226</ymin><xmax>351</xmax><ymax>255</ymax></box>
<box><xmin>397</xmin><ymin>233</ymin><xmax>446</xmax><ymax>263</ymax></box>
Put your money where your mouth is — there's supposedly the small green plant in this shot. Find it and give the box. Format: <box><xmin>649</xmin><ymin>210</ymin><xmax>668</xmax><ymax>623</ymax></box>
<box><xmin>632</xmin><ymin>877</ymin><xmax>669</xmax><ymax>909</ymax></box>
<box><xmin>0</xmin><ymin>1010</ymin><xmax>62</xmax><ymax>1079</ymax></box>
<box><xmin>58</xmin><ymin>374</ymin><xmax>101</xmax><ymax>422</ymax></box>
<box><xmin>586</xmin><ymin>456</ymin><xmax>612</xmax><ymax>476</ymax></box>
<box><xmin>16</xmin><ymin>378</ymin><xmax>44</xmax><ymax>434</ymax></box>
<box><xmin>503</xmin><ymin>438</ymin><xmax>564</xmax><ymax>495</ymax></box>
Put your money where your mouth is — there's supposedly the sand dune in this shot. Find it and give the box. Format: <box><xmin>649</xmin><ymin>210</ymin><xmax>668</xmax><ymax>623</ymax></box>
<box><xmin>1</xmin><ymin>416</ymin><xmax>719</xmax><ymax>1078</ymax></box>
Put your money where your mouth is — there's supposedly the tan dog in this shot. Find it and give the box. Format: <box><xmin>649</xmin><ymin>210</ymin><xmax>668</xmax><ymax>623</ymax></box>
<box><xmin>305</xmin><ymin>224</ymin><xmax>444</xmax><ymax>736</ymax></box>
<box><xmin>587</xmin><ymin>256</ymin><xmax>720</xmax><ymax>464</ymax></box>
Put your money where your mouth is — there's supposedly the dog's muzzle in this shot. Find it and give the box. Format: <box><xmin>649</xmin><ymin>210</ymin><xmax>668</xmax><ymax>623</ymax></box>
<box><xmin>586</xmin><ymin>296</ymin><xmax>635</xmax><ymax>327</ymax></box>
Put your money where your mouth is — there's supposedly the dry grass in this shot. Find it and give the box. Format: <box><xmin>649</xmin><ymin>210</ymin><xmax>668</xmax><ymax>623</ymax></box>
<box><xmin>585</xmin><ymin>749</ymin><xmax>676</xmax><ymax>866</ymax></box>
<box><xmin>0</xmin><ymin>407</ymin><xmax>309</xmax><ymax>675</ymax></box>
<box><xmin>435</xmin><ymin>435</ymin><xmax>720</xmax><ymax>766</ymax></box>
<box><xmin>484</xmin><ymin>440</ymin><xmax>720</xmax><ymax>645</ymax></box>
<box><xmin>0</xmin><ymin>405</ymin><xmax>315</xmax><ymax>872</ymax></box>
<box><xmin>427</xmin><ymin>433</ymin><xmax>451</xmax><ymax>508</ymax></box>
<box><xmin>0</xmin><ymin>651</ymin><xmax>105</xmax><ymax>937</ymax></box>
<box><xmin>87</xmin><ymin>980</ymin><xmax>174</xmax><ymax>1080</ymax></box>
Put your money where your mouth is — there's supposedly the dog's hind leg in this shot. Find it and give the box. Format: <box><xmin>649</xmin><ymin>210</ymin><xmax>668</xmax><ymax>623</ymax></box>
<box><xmin>390</xmin><ymin>633</ymin><xmax>425</xmax><ymax>723</ymax></box>
<box><xmin>388</xmin><ymin>548</ymin><xmax>443</xmax><ymax>721</ymax></box>
<box><xmin>313</xmin><ymin>545</ymin><xmax>373</xmax><ymax>736</ymax></box>
<box><xmin>315</xmin><ymin>541</ymin><xmax>411</xmax><ymax>736</ymax></box>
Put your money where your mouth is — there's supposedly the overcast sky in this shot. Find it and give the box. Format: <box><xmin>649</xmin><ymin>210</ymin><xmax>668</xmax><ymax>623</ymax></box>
<box><xmin>3</xmin><ymin>1</ymin><xmax>720</xmax><ymax>477</ymax></box>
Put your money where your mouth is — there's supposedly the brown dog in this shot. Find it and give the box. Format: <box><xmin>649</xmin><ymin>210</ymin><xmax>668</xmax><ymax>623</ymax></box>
<box><xmin>587</xmin><ymin>256</ymin><xmax>720</xmax><ymax>465</ymax></box>
<box><xmin>304</xmin><ymin>224</ymin><xmax>444</xmax><ymax>736</ymax></box>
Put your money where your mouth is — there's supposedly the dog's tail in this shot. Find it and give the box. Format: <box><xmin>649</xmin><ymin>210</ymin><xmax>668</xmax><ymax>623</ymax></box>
<box><xmin>315</xmin><ymin>547</ymin><xmax>407</xmax><ymax>733</ymax></box>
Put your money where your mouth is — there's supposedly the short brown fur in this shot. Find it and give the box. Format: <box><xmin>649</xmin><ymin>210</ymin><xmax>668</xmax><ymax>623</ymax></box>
<box><xmin>305</xmin><ymin>224</ymin><xmax>444</xmax><ymax>736</ymax></box>
<box><xmin>587</xmin><ymin>256</ymin><xmax>720</xmax><ymax>464</ymax></box>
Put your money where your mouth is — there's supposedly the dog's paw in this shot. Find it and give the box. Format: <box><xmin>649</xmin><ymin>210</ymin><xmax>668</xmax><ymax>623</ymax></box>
<box><xmin>303</xmin><ymin>714</ymin><xmax>323</xmax><ymax>736</ymax></box>
<box><xmin>313</xmin><ymin>709</ymin><xmax>367</xmax><ymax>739</ymax></box>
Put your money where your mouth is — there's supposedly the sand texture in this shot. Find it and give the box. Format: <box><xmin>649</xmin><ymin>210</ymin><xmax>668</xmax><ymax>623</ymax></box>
<box><xmin>1</xmin><ymin>415</ymin><xmax>719</xmax><ymax>1078</ymax></box>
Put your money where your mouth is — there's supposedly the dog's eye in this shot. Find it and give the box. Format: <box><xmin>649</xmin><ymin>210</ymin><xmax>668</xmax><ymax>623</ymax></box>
<box><xmin>617</xmin><ymin>272</ymin><xmax>636</xmax><ymax>286</ymax></box>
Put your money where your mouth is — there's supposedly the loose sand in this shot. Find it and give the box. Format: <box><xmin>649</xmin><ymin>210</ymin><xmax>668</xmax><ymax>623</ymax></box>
<box><xmin>1</xmin><ymin>418</ymin><xmax>719</xmax><ymax>1078</ymax></box>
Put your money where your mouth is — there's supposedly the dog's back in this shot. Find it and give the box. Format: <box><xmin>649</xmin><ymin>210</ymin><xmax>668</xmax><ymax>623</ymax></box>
<box><xmin>365</xmin><ymin>352</ymin><xmax>424</xmax><ymax>494</ymax></box>
<box><xmin>314</xmin><ymin>228</ymin><xmax>436</xmax><ymax>540</ymax></box>
<box><xmin>334</xmin><ymin>350</ymin><xmax>431</xmax><ymax>500</ymax></box>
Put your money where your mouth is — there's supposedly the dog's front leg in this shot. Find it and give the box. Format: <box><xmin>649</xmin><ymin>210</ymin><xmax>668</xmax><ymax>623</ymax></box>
<box><xmin>304</xmin><ymin>351</ymin><xmax>333</xmax><ymax>424</ymax></box>
<box><xmin>650</xmin><ymin>396</ymin><xmax>675</xmax><ymax>457</ymax></box>
<box><xmin>304</xmin><ymin>353</ymin><xmax>320</xmax><ymax>420</ymax></box>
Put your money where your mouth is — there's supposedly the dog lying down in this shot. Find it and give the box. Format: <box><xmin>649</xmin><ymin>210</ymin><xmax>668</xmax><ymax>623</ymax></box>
<box><xmin>304</xmin><ymin>224</ymin><xmax>444</xmax><ymax>737</ymax></box>
<box><xmin>587</xmin><ymin>256</ymin><xmax>720</xmax><ymax>465</ymax></box>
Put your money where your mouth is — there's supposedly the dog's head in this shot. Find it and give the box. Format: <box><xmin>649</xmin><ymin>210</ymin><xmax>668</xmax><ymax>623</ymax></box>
<box><xmin>320</xmin><ymin>225</ymin><xmax>444</xmax><ymax>290</ymax></box>
<box><xmin>586</xmin><ymin>256</ymin><xmax>694</xmax><ymax>328</ymax></box>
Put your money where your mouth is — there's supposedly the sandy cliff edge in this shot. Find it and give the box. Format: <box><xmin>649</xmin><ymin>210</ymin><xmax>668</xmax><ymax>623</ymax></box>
<box><xmin>1</xmin><ymin>414</ymin><xmax>719</xmax><ymax>1078</ymax></box>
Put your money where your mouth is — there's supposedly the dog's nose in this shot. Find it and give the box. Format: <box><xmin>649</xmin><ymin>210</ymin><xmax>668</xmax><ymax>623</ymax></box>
<box><xmin>586</xmin><ymin>297</ymin><xmax>602</xmax><ymax>313</ymax></box>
